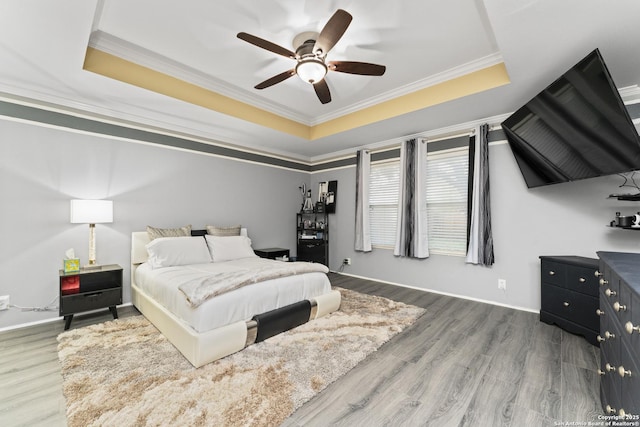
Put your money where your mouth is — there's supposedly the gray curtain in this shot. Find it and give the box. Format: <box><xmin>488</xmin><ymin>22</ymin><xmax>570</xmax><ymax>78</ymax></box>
<box><xmin>394</xmin><ymin>138</ymin><xmax>429</xmax><ymax>258</ymax></box>
<box><xmin>354</xmin><ymin>149</ymin><xmax>371</xmax><ymax>252</ymax></box>
<box><xmin>466</xmin><ymin>124</ymin><xmax>494</xmax><ymax>265</ymax></box>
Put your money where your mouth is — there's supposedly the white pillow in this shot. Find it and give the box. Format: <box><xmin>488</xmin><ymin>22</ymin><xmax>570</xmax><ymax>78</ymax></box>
<box><xmin>145</xmin><ymin>236</ymin><xmax>212</xmax><ymax>269</ymax></box>
<box><xmin>205</xmin><ymin>235</ymin><xmax>257</xmax><ymax>262</ymax></box>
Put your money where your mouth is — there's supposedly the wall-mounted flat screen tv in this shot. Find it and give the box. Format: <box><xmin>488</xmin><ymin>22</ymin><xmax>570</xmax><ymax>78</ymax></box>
<box><xmin>502</xmin><ymin>49</ymin><xmax>640</xmax><ymax>188</ymax></box>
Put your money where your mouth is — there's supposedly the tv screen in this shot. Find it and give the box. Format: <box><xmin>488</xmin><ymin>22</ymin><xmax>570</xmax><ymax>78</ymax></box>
<box><xmin>502</xmin><ymin>49</ymin><xmax>640</xmax><ymax>188</ymax></box>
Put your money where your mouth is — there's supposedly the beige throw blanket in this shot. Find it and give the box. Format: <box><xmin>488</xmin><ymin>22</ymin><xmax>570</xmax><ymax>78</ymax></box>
<box><xmin>178</xmin><ymin>259</ymin><xmax>329</xmax><ymax>307</ymax></box>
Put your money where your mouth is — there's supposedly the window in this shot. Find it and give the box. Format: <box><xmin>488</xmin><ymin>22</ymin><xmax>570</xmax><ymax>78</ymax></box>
<box><xmin>369</xmin><ymin>160</ymin><xmax>400</xmax><ymax>247</ymax></box>
<box><xmin>425</xmin><ymin>149</ymin><xmax>469</xmax><ymax>256</ymax></box>
<box><xmin>369</xmin><ymin>147</ymin><xmax>469</xmax><ymax>256</ymax></box>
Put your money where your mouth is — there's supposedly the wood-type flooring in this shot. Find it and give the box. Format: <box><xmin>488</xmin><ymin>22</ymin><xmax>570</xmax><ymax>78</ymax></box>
<box><xmin>0</xmin><ymin>272</ymin><xmax>603</xmax><ymax>426</ymax></box>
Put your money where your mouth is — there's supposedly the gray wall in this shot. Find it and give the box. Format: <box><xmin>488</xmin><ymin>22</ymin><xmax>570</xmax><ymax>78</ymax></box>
<box><xmin>2</xmin><ymin>109</ymin><xmax>640</xmax><ymax>330</ymax></box>
<box><xmin>313</xmin><ymin>141</ymin><xmax>640</xmax><ymax>312</ymax></box>
<box><xmin>0</xmin><ymin>118</ymin><xmax>308</xmax><ymax>329</ymax></box>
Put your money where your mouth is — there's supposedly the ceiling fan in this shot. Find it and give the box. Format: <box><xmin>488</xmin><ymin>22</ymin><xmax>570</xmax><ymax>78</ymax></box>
<box><xmin>237</xmin><ymin>9</ymin><xmax>386</xmax><ymax>104</ymax></box>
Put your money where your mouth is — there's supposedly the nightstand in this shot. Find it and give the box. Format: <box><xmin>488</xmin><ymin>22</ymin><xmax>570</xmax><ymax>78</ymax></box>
<box><xmin>254</xmin><ymin>247</ymin><xmax>290</xmax><ymax>260</ymax></box>
<box><xmin>59</xmin><ymin>264</ymin><xmax>123</xmax><ymax>330</ymax></box>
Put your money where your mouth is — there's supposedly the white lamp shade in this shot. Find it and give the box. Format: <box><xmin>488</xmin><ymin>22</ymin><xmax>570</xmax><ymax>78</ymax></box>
<box><xmin>70</xmin><ymin>199</ymin><xmax>113</xmax><ymax>224</ymax></box>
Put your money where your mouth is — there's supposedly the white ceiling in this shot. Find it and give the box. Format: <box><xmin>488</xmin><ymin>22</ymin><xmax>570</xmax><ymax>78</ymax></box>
<box><xmin>1</xmin><ymin>0</ymin><xmax>639</xmax><ymax>162</ymax></box>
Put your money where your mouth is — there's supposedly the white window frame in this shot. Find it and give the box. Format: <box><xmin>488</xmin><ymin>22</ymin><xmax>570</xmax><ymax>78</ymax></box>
<box><xmin>425</xmin><ymin>147</ymin><xmax>469</xmax><ymax>256</ymax></box>
<box><xmin>369</xmin><ymin>158</ymin><xmax>400</xmax><ymax>249</ymax></box>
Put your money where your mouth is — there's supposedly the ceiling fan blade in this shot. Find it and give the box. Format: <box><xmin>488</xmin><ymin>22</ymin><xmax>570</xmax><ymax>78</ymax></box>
<box><xmin>254</xmin><ymin>69</ymin><xmax>296</xmax><ymax>89</ymax></box>
<box><xmin>313</xmin><ymin>9</ymin><xmax>352</xmax><ymax>55</ymax></box>
<box><xmin>313</xmin><ymin>79</ymin><xmax>331</xmax><ymax>104</ymax></box>
<box><xmin>237</xmin><ymin>32</ymin><xmax>296</xmax><ymax>59</ymax></box>
<box><xmin>328</xmin><ymin>61</ymin><xmax>386</xmax><ymax>76</ymax></box>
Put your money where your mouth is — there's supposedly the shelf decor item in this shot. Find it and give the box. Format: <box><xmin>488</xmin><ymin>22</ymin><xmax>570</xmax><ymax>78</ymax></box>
<box><xmin>70</xmin><ymin>199</ymin><xmax>113</xmax><ymax>268</ymax></box>
<box><xmin>302</xmin><ymin>189</ymin><xmax>314</xmax><ymax>213</ymax></box>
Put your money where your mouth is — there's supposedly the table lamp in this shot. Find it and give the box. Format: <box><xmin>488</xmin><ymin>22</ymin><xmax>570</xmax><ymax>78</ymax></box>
<box><xmin>70</xmin><ymin>199</ymin><xmax>113</xmax><ymax>268</ymax></box>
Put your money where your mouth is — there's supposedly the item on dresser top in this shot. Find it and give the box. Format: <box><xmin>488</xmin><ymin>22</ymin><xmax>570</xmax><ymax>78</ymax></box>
<box><xmin>596</xmin><ymin>252</ymin><xmax>640</xmax><ymax>418</ymax></box>
<box><xmin>131</xmin><ymin>228</ymin><xmax>340</xmax><ymax>368</ymax></box>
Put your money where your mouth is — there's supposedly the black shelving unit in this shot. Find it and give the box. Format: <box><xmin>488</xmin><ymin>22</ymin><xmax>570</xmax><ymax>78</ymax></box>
<box><xmin>296</xmin><ymin>211</ymin><xmax>328</xmax><ymax>266</ymax></box>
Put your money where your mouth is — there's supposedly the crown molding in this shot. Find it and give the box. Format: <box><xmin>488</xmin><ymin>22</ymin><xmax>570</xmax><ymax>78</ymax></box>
<box><xmin>0</xmin><ymin>88</ymin><xmax>313</xmax><ymax>164</ymax></box>
<box><xmin>308</xmin><ymin>112</ymin><xmax>512</xmax><ymax>164</ymax></box>
<box><xmin>88</xmin><ymin>31</ymin><xmax>507</xmax><ymax>129</ymax></box>
<box><xmin>88</xmin><ymin>31</ymin><xmax>313</xmax><ymax>125</ymax></box>
<box><xmin>310</xmin><ymin>53</ymin><xmax>505</xmax><ymax>126</ymax></box>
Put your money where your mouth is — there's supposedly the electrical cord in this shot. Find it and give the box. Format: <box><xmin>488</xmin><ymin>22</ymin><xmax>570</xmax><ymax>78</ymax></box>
<box><xmin>8</xmin><ymin>295</ymin><xmax>58</xmax><ymax>312</ymax></box>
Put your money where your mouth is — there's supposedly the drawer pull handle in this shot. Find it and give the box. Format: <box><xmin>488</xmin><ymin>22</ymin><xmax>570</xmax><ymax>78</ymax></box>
<box><xmin>596</xmin><ymin>309</ymin><xmax>605</xmax><ymax>316</ymax></box>
<box><xmin>618</xmin><ymin>366</ymin><xmax>632</xmax><ymax>378</ymax></box>
<box><xmin>599</xmin><ymin>278</ymin><xmax>608</xmax><ymax>286</ymax></box>
<box><xmin>578</xmin><ymin>277</ymin><xmax>586</xmax><ymax>283</ymax></box>
<box><xmin>605</xmin><ymin>331</ymin><xmax>616</xmax><ymax>340</ymax></box>
<box><xmin>606</xmin><ymin>405</ymin><xmax>617</xmax><ymax>414</ymax></box>
<box><xmin>563</xmin><ymin>301</ymin><xmax>570</xmax><ymax>307</ymax></box>
<box><xmin>548</xmin><ymin>270</ymin><xmax>555</xmax><ymax>276</ymax></box>
<box><xmin>606</xmin><ymin>363</ymin><xmax>616</xmax><ymax>372</ymax></box>
<box><xmin>597</xmin><ymin>369</ymin><xmax>605</xmax><ymax>376</ymax></box>
<box><xmin>613</xmin><ymin>302</ymin><xmax>627</xmax><ymax>312</ymax></box>
<box><xmin>597</xmin><ymin>335</ymin><xmax>606</xmax><ymax>343</ymax></box>
<box><xmin>605</xmin><ymin>289</ymin><xmax>616</xmax><ymax>297</ymax></box>
<box><xmin>625</xmin><ymin>321</ymin><xmax>640</xmax><ymax>335</ymax></box>
<box><xmin>595</xmin><ymin>270</ymin><xmax>602</xmax><ymax>278</ymax></box>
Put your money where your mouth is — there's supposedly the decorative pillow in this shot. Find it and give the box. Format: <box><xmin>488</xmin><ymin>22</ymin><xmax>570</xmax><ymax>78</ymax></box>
<box><xmin>145</xmin><ymin>236</ymin><xmax>212</xmax><ymax>269</ymax></box>
<box><xmin>147</xmin><ymin>224</ymin><xmax>192</xmax><ymax>240</ymax></box>
<box><xmin>206</xmin><ymin>225</ymin><xmax>242</xmax><ymax>236</ymax></box>
<box><xmin>205</xmin><ymin>235</ymin><xmax>257</xmax><ymax>262</ymax></box>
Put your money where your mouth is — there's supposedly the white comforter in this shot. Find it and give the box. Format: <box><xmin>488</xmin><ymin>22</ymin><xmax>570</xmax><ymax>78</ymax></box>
<box><xmin>134</xmin><ymin>258</ymin><xmax>331</xmax><ymax>333</ymax></box>
<box><xmin>178</xmin><ymin>258</ymin><xmax>328</xmax><ymax>307</ymax></box>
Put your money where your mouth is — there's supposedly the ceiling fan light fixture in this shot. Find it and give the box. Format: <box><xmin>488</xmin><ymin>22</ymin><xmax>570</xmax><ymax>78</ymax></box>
<box><xmin>295</xmin><ymin>59</ymin><xmax>327</xmax><ymax>84</ymax></box>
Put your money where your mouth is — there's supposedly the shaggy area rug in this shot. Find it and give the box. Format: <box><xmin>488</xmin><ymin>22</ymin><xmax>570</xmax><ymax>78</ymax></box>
<box><xmin>57</xmin><ymin>287</ymin><xmax>425</xmax><ymax>427</ymax></box>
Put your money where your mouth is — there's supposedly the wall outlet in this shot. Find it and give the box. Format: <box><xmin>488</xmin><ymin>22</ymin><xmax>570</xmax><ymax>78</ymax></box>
<box><xmin>498</xmin><ymin>279</ymin><xmax>506</xmax><ymax>291</ymax></box>
<box><xmin>0</xmin><ymin>295</ymin><xmax>9</xmax><ymax>311</ymax></box>
<box><xmin>343</xmin><ymin>258</ymin><xmax>352</xmax><ymax>265</ymax></box>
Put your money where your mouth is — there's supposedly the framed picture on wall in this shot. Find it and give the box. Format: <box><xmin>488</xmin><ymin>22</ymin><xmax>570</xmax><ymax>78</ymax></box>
<box><xmin>318</xmin><ymin>180</ymin><xmax>337</xmax><ymax>213</ymax></box>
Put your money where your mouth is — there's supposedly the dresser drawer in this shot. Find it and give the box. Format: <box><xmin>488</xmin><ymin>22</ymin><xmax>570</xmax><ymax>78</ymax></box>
<box><xmin>297</xmin><ymin>241</ymin><xmax>326</xmax><ymax>263</ymax></box>
<box><xmin>600</xmin><ymin>314</ymin><xmax>622</xmax><ymax>368</ymax></box>
<box><xmin>60</xmin><ymin>288</ymin><xmax>121</xmax><ymax>316</ymax></box>
<box><xmin>541</xmin><ymin>260</ymin><xmax>566</xmax><ymax>286</ymax></box>
<box><xmin>541</xmin><ymin>258</ymin><xmax>598</xmax><ymax>296</ymax></box>
<box><xmin>541</xmin><ymin>283</ymin><xmax>599</xmax><ymax>331</ymax></box>
<box><xmin>565</xmin><ymin>264</ymin><xmax>599</xmax><ymax>296</ymax></box>
<box><xmin>599</xmin><ymin>261</ymin><xmax>621</xmax><ymax>304</ymax></box>
<box><xmin>597</xmin><ymin>251</ymin><xmax>640</xmax><ymax>418</ymax></box>
<box><xmin>626</xmin><ymin>291</ymin><xmax>640</xmax><ymax>360</ymax></box>
<box><xmin>600</xmin><ymin>353</ymin><xmax>620</xmax><ymax>414</ymax></box>
<box><xmin>620</xmin><ymin>340</ymin><xmax>640</xmax><ymax>417</ymax></box>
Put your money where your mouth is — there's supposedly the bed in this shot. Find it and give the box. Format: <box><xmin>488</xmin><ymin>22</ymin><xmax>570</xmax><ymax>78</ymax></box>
<box><xmin>131</xmin><ymin>229</ymin><xmax>341</xmax><ymax>368</ymax></box>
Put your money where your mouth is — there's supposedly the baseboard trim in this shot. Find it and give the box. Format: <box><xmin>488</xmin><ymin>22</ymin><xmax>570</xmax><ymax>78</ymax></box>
<box><xmin>0</xmin><ymin>302</ymin><xmax>133</xmax><ymax>333</ymax></box>
<box><xmin>332</xmin><ymin>271</ymin><xmax>538</xmax><ymax>314</ymax></box>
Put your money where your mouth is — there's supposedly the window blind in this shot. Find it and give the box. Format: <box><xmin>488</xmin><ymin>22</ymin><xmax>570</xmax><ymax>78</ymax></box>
<box><xmin>369</xmin><ymin>160</ymin><xmax>400</xmax><ymax>247</ymax></box>
<box><xmin>425</xmin><ymin>149</ymin><xmax>469</xmax><ymax>256</ymax></box>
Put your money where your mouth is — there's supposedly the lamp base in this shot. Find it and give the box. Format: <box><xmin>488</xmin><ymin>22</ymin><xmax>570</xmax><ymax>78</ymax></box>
<box><xmin>82</xmin><ymin>263</ymin><xmax>103</xmax><ymax>271</ymax></box>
